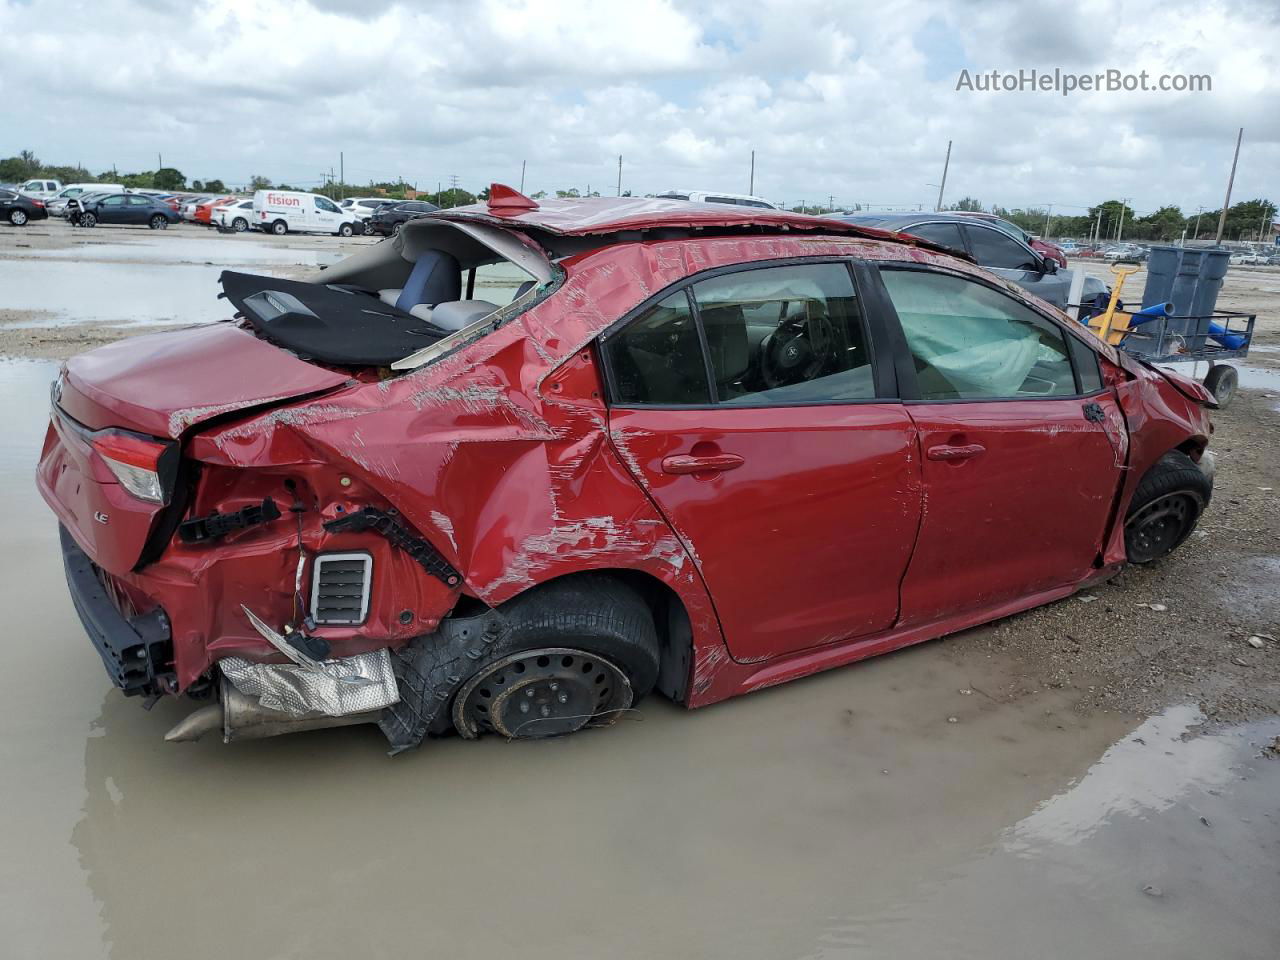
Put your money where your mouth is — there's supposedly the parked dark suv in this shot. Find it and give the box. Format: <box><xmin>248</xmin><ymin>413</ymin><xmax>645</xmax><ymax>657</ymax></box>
<box><xmin>367</xmin><ymin>200</ymin><xmax>440</xmax><ymax>236</ymax></box>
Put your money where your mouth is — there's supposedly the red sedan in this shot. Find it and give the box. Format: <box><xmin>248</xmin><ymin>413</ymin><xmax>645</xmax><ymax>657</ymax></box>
<box><xmin>37</xmin><ymin>187</ymin><xmax>1216</xmax><ymax>752</ymax></box>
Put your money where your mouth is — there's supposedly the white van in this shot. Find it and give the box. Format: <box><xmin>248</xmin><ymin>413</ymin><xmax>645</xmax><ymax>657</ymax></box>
<box><xmin>47</xmin><ymin>183</ymin><xmax>125</xmax><ymax>218</ymax></box>
<box><xmin>18</xmin><ymin>179</ymin><xmax>63</xmax><ymax>200</ymax></box>
<box><xmin>655</xmin><ymin>189</ymin><xmax>778</xmax><ymax>209</ymax></box>
<box><xmin>252</xmin><ymin>190</ymin><xmax>360</xmax><ymax>236</ymax></box>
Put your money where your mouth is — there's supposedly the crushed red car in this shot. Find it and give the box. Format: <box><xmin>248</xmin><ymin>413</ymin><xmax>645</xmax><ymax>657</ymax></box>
<box><xmin>37</xmin><ymin>185</ymin><xmax>1217</xmax><ymax>752</ymax></box>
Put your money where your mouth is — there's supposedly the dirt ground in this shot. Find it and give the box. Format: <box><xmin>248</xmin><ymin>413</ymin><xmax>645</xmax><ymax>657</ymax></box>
<box><xmin>3</xmin><ymin>221</ymin><xmax>1279</xmax><ymax>959</ymax></box>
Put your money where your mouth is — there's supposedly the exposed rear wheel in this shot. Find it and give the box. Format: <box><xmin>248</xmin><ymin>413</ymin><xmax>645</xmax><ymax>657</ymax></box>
<box><xmin>9</xmin><ymin>209</ymin><xmax>27</xmax><ymax>226</ymax></box>
<box><xmin>271</xmin><ymin>219</ymin><xmax>287</xmax><ymax>235</ymax></box>
<box><xmin>149</xmin><ymin>214</ymin><xmax>167</xmax><ymax>230</ymax></box>
<box><xmin>449</xmin><ymin>575</ymin><xmax>660</xmax><ymax>741</ymax></box>
<box><xmin>232</xmin><ymin>217</ymin><xmax>248</xmax><ymax>232</ymax></box>
<box><xmin>1125</xmin><ymin>451</ymin><xmax>1211</xmax><ymax>563</ymax></box>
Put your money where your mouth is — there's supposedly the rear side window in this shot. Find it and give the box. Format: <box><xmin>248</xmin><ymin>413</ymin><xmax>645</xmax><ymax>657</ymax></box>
<box><xmin>691</xmin><ymin>263</ymin><xmax>873</xmax><ymax>404</ymax></box>
<box><xmin>964</xmin><ymin>225</ymin><xmax>1040</xmax><ymax>270</ymax></box>
<box><xmin>610</xmin><ymin>292</ymin><xmax>711</xmax><ymax>404</ymax></box>
<box><xmin>880</xmin><ymin>269</ymin><xmax>1076</xmax><ymax>400</ymax></box>
<box><xmin>903</xmin><ymin>221</ymin><xmax>964</xmax><ymax>252</ymax></box>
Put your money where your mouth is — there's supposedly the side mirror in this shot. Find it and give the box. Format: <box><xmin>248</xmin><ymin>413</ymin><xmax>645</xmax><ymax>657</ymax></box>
<box><xmin>1041</xmin><ymin>255</ymin><xmax>1058</xmax><ymax>275</ymax></box>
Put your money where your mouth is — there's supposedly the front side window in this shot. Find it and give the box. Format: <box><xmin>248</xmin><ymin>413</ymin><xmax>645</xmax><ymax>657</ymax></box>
<box><xmin>964</xmin><ymin>225</ymin><xmax>1040</xmax><ymax>270</ymax></box>
<box><xmin>880</xmin><ymin>269</ymin><xmax>1076</xmax><ymax>400</ymax></box>
<box><xmin>691</xmin><ymin>262</ymin><xmax>874</xmax><ymax>405</ymax></box>
<box><xmin>315</xmin><ymin>197</ymin><xmax>339</xmax><ymax>213</ymax></box>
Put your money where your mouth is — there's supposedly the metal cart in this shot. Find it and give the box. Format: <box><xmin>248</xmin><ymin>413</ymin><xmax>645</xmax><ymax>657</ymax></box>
<box><xmin>1117</xmin><ymin>310</ymin><xmax>1256</xmax><ymax>407</ymax></box>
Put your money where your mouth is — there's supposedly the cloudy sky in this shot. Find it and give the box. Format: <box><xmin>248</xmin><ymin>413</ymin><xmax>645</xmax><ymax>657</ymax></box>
<box><xmin>1</xmin><ymin>0</ymin><xmax>1277</xmax><ymax>217</ymax></box>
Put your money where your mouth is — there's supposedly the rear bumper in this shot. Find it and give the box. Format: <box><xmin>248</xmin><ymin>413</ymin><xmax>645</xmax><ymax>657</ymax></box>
<box><xmin>60</xmin><ymin>525</ymin><xmax>175</xmax><ymax>697</ymax></box>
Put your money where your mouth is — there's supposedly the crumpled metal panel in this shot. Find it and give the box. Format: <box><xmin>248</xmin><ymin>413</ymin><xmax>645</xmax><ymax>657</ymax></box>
<box><xmin>219</xmin><ymin>649</ymin><xmax>399</xmax><ymax>717</ymax></box>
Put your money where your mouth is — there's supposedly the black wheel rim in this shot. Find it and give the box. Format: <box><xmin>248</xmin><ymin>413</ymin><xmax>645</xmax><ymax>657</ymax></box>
<box><xmin>1126</xmin><ymin>492</ymin><xmax>1198</xmax><ymax>562</ymax></box>
<box><xmin>453</xmin><ymin>647</ymin><xmax>632</xmax><ymax>740</ymax></box>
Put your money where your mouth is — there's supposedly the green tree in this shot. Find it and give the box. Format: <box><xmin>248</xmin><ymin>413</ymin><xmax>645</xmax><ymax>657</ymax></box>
<box><xmin>948</xmin><ymin>196</ymin><xmax>984</xmax><ymax>212</ymax></box>
<box><xmin>249</xmin><ymin>174</ymin><xmax>272</xmax><ymax>191</ymax></box>
<box><xmin>191</xmin><ymin>180</ymin><xmax>205</xmax><ymax>191</ymax></box>
<box><xmin>153</xmin><ymin>167</ymin><xmax>185</xmax><ymax>190</ymax></box>
<box><xmin>555</xmin><ymin>188</ymin><xmax>581</xmax><ymax>198</ymax></box>
<box><xmin>203</xmin><ymin>179</ymin><xmax>226</xmax><ymax>193</ymax></box>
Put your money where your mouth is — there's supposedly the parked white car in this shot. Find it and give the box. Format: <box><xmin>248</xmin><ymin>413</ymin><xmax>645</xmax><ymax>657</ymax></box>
<box><xmin>16</xmin><ymin>178</ymin><xmax>63</xmax><ymax>200</ymax></box>
<box><xmin>252</xmin><ymin>190</ymin><xmax>360</xmax><ymax>236</ymax></box>
<box><xmin>46</xmin><ymin>183</ymin><xmax>125</xmax><ymax>218</ymax></box>
<box><xmin>340</xmin><ymin>196</ymin><xmax>394</xmax><ymax>232</ymax></box>
<box><xmin>216</xmin><ymin>198</ymin><xmax>256</xmax><ymax>232</ymax></box>
<box><xmin>654</xmin><ymin>189</ymin><xmax>778</xmax><ymax>209</ymax></box>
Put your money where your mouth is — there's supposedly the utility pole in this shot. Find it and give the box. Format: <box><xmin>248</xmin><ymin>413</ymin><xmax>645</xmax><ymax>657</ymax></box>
<box><xmin>617</xmin><ymin>155</ymin><xmax>623</xmax><ymax>196</ymax></box>
<box><xmin>1215</xmin><ymin>127</ymin><xmax>1243</xmax><ymax>245</ymax></box>
<box><xmin>934</xmin><ymin>140</ymin><xmax>951</xmax><ymax>212</ymax></box>
<box><xmin>1116</xmin><ymin>198</ymin><xmax>1131</xmax><ymax>241</ymax></box>
<box><xmin>1093</xmin><ymin>208</ymin><xmax>1103</xmax><ymax>243</ymax></box>
<box><xmin>339</xmin><ymin>152</ymin><xmax>344</xmax><ymax>199</ymax></box>
<box><xmin>158</xmin><ymin>153</ymin><xmax>162</xmax><ymax>171</ymax></box>
<box><xmin>828</xmin><ymin>194</ymin><xmax>835</xmax><ymax>213</ymax></box>
<box><xmin>1043</xmin><ymin>204</ymin><xmax>1053</xmax><ymax>238</ymax></box>
<box><xmin>519</xmin><ymin>160</ymin><xmax>526</xmax><ymax>193</ymax></box>
<box><xmin>749</xmin><ymin>150</ymin><xmax>755</xmax><ymax>196</ymax></box>
<box><xmin>449</xmin><ymin>174</ymin><xmax>460</xmax><ymax>207</ymax></box>
<box><xmin>1258</xmin><ymin>203</ymin><xmax>1271</xmax><ymax>242</ymax></box>
<box><xmin>1193</xmin><ymin>205</ymin><xmax>1204</xmax><ymax>240</ymax></box>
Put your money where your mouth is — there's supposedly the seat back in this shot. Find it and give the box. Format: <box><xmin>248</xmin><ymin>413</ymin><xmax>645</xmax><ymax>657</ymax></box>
<box><xmin>395</xmin><ymin>250</ymin><xmax>461</xmax><ymax>313</ymax></box>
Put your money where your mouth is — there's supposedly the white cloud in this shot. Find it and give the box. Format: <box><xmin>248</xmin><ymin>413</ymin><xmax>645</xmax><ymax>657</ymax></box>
<box><xmin>0</xmin><ymin>0</ymin><xmax>1276</xmax><ymax>215</ymax></box>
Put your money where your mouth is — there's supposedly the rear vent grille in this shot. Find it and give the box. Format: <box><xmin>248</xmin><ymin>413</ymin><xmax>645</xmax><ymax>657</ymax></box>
<box><xmin>310</xmin><ymin>553</ymin><xmax>372</xmax><ymax>625</ymax></box>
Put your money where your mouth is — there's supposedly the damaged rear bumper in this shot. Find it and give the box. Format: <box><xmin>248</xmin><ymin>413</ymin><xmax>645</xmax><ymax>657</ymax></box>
<box><xmin>60</xmin><ymin>525</ymin><xmax>175</xmax><ymax>697</ymax></box>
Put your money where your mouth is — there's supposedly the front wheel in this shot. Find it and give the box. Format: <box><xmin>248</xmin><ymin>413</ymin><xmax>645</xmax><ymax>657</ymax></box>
<box><xmin>338</xmin><ymin>222</ymin><xmax>354</xmax><ymax>238</ymax></box>
<box><xmin>79</xmin><ymin>212</ymin><xmax>97</xmax><ymax>228</ymax></box>
<box><xmin>9</xmin><ymin>209</ymin><xmax>28</xmax><ymax>226</ymax></box>
<box><xmin>149</xmin><ymin>214</ymin><xmax>168</xmax><ymax>230</ymax></box>
<box><xmin>1124</xmin><ymin>450</ymin><xmax>1212</xmax><ymax>563</ymax></box>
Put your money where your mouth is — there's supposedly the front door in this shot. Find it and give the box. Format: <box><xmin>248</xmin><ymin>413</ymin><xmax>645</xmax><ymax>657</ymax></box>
<box><xmin>873</xmin><ymin>265</ymin><xmax>1126</xmax><ymax>626</ymax></box>
<box><xmin>603</xmin><ymin>260</ymin><xmax>921</xmax><ymax>663</ymax></box>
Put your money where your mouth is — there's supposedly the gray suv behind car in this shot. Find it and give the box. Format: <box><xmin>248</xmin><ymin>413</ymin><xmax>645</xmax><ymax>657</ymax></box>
<box><xmin>837</xmin><ymin>213</ymin><xmax>1107</xmax><ymax>310</ymax></box>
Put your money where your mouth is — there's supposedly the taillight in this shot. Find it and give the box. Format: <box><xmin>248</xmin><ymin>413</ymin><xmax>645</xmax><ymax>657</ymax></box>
<box><xmin>33</xmin><ymin>200</ymin><xmax>44</xmax><ymax>208</ymax></box>
<box><xmin>92</xmin><ymin>432</ymin><xmax>175</xmax><ymax>503</ymax></box>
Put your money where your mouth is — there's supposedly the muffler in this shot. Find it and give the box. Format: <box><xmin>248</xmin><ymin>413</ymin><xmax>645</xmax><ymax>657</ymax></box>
<box><xmin>164</xmin><ymin>677</ymin><xmax>383</xmax><ymax>743</ymax></box>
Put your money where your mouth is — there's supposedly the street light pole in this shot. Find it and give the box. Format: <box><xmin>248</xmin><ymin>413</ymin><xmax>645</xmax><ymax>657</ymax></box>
<box><xmin>1116</xmin><ymin>198</ymin><xmax>1131</xmax><ymax>242</ymax></box>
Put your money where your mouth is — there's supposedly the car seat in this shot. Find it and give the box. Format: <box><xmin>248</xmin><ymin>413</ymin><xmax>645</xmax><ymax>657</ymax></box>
<box><xmin>378</xmin><ymin>250</ymin><xmax>462</xmax><ymax>319</ymax></box>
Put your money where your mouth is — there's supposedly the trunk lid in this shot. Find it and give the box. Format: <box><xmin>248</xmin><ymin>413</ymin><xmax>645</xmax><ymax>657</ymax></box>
<box><xmin>57</xmin><ymin>323</ymin><xmax>350</xmax><ymax>439</ymax></box>
<box><xmin>39</xmin><ymin>323</ymin><xmax>348</xmax><ymax>574</ymax></box>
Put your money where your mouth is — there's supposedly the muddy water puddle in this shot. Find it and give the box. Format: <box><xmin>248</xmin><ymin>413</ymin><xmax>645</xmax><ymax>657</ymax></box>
<box><xmin>0</xmin><ymin>362</ymin><xmax>1276</xmax><ymax>959</ymax></box>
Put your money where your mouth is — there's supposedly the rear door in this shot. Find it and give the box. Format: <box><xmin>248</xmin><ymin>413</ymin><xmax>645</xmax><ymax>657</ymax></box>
<box><xmin>871</xmin><ymin>265</ymin><xmax>1126</xmax><ymax>626</ymax></box>
<box><xmin>602</xmin><ymin>260</ymin><xmax>922</xmax><ymax>663</ymax></box>
<box><xmin>961</xmin><ymin>223</ymin><xmax>1069</xmax><ymax>308</ymax></box>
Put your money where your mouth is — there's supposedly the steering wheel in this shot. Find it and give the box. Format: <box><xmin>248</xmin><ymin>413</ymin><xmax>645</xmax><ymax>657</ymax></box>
<box><xmin>760</xmin><ymin>302</ymin><xmax>834</xmax><ymax>389</ymax></box>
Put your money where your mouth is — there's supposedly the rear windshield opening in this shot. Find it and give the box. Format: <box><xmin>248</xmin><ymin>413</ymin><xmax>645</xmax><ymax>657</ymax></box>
<box><xmin>219</xmin><ymin>220</ymin><xmax>553</xmax><ymax>369</ymax></box>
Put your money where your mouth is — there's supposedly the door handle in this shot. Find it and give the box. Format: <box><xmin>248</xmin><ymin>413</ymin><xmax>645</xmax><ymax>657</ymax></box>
<box><xmin>661</xmin><ymin>453</ymin><xmax>745</xmax><ymax>475</ymax></box>
<box><xmin>926</xmin><ymin>443</ymin><xmax>986</xmax><ymax>462</ymax></box>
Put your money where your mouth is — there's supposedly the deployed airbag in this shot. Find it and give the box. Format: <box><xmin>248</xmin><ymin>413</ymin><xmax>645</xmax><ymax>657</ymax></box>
<box><xmin>220</xmin><ymin>270</ymin><xmax>449</xmax><ymax>366</ymax></box>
